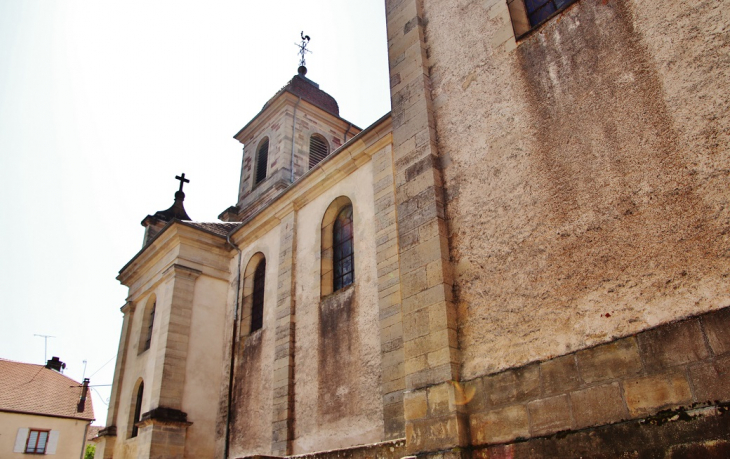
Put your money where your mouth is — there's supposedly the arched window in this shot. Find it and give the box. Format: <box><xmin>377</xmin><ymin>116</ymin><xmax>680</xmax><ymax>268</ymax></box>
<box><xmin>255</xmin><ymin>138</ymin><xmax>269</xmax><ymax>185</ymax></box>
<box><xmin>333</xmin><ymin>205</ymin><xmax>354</xmax><ymax>291</ymax></box>
<box><xmin>321</xmin><ymin>197</ymin><xmax>355</xmax><ymax>296</ymax></box>
<box><xmin>131</xmin><ymin>381</ymin><xmax>144</xmax><ymax>438</ymax></box>
<box><xmin>138</xmin><ymin>296</ymin><xmax>156</xmax><ymax>354</ymax></box>
<box><xmin>309</xmin><ymin>134</ymin><xmax>329</xmax><ymax>169</ymax></box>
<box><xmin>242</xmin><ymin>253</ymin><xmax>266</xmax><ymax>335</ymax></box>
<box><xmin>251</xmin><ymin>259</ymin><xmax>266</xmax><ymax>332</ymax></box>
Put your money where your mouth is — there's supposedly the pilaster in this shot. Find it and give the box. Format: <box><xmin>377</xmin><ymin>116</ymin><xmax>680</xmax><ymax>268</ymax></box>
<box><xmin>98</xmin><ymin>301</ymin><xmax>135</xmax><ymax>458</ymax></box>
<box><xmin>271</xmin><ymin>210</ymin><xmax>297</xmax><ymax>455</ymax></box>
<box><xmin>373</xmin><ymin>145</ymin><xmax>406</xmax><ymax>439</ymax></box>
<box><xmin>151</xmin><ymin>264</ymin><xmax>201</xmax><ymax>410</ymax></box>
<box><xmin>385</xmin><ymin>0</ymin><xmax>466</xmax><ymax>454</ymax></box>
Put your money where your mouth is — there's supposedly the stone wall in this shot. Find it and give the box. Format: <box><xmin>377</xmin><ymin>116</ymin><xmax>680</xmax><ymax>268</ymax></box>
<box><xmin>467</xmin><ymin>305</ymin><xmax>730</xmax><ymax>447</ymax></box>
<box><xmin>417</xmin><ymin>0</ymin><xmax>730</xmax><ymax>380</ymax></box>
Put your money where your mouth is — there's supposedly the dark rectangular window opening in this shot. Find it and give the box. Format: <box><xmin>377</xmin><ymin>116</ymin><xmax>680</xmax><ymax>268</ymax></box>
<box><xmin>508</xmin><ymin>0</ymin><xmax>579</xmax><ymax>39</ymax></box>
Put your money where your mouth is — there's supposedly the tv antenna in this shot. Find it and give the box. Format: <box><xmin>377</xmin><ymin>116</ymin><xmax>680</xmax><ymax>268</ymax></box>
<box><xmin>34</xmin><ymin>334</ymin><xmax>55</xmax><ymax>362</ymax></box>
<box><xmin>296</xmin><ymin>31</ymin><xmax>312</xmax><ymax>70</ymax></box>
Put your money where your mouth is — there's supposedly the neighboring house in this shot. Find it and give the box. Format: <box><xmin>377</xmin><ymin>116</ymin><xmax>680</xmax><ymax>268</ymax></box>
<box><xmin>0</xmin><ymin>357</ymin><xmax>95</xmax><ymax>457</ymax></box>
<box><xmin>98</xmin><ymin>1</ymin><xmax>730</xmax><ymax>458</ymax></box>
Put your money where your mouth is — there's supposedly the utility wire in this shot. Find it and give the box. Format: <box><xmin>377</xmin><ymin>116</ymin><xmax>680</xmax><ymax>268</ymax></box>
<box><xmin>88</xmin><ymin>355</ymin><xmax>117</xmax><ymax>379</ymax></box>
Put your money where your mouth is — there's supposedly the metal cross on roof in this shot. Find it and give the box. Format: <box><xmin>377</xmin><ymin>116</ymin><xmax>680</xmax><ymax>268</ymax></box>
<box><xmin>175</xmin><ymin>173</ymin><xmax>190</xmax><ymax>192</ymax></box>
<box><xmin>296</xmin><ymin>31</ymin><xmax>312</xmax><ymax>68</ymax></box>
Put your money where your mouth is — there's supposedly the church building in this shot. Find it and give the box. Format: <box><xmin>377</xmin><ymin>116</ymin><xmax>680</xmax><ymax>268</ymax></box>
<box><xmin>97</xmin><ymin>0</ymin><xmax>730</xmax><ymax>457</ymax></box>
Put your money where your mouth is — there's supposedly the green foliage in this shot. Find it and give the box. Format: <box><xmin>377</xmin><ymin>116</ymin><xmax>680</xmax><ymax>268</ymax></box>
<box><xmin>84</xmin><ymin>444</ymin><xmax>96</xmax><ymax>459</ymax></box>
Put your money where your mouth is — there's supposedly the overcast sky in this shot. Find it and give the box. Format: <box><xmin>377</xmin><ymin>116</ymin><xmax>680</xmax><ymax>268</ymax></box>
<box><xmin>0</xmin><ymin>0</ymin><xmax>390</xmax><ymax>425</ymax></box>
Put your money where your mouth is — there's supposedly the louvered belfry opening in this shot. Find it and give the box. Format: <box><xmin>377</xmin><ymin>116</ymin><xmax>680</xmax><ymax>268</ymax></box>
<box><xmin>309</xmin><ymin>134</ymin><xmax>329</xmax><ymax>169</ymax></box>
<box><xmin>255</xmin><ymin>138</ymin><xmax>269</xmax><ymax>185</ymax></box>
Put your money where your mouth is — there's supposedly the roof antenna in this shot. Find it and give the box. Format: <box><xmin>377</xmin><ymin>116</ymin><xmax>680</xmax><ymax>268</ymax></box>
<box><xmin>34</xmin><ymin>334</ymin><xmax>55</xmax><ymax>363</ymax></box>
<box><xmin>296</xmin><ymin>31</ymin><xmax>311</xmax><ymax>76</ymax></box>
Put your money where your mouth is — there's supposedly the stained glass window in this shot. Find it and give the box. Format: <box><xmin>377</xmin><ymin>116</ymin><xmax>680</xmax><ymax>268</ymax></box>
<box><xmin>251</xmin><ymin>259</ymin><xmax>266</xmax><ymax>332</ymax></box>
<box><xmin>333</xmin><ymin>205</ymin><xmax>354</xmax><ymax>291</ymax></box>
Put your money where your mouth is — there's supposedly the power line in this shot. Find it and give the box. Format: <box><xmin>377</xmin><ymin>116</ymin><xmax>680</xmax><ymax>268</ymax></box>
<box><xmin>88</xmin><ymin>355</ymin><xmax>117</xmax><ymax>379</ymax></box>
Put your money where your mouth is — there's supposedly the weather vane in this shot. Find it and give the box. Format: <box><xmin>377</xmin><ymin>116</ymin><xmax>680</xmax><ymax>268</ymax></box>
<box><xmin>296</xmin><ymin>31</ymin><xmax>312</xmax><ymax>69</ymax></box>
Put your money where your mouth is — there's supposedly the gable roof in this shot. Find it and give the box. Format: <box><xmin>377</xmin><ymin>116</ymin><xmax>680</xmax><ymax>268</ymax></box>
<box><xmin>0</xmin><ymin>358</ymin><xmax>95</xmax><ymax>421</ymax></box>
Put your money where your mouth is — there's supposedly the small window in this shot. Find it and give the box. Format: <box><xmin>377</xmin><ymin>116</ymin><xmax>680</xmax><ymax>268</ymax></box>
<box><xmin>309</xmin><ymin>134</ymin><xmax>329</xmax><ymax>169</ymax></box>
<box><xmin>255</xmin><ymin>138</ymin><xmax>269</xmax><ymax>185</ymax></box>
<box><xmin>333</xmin><ymin>205</ymin><xmax>354</xmax><ymax>291</ymax></box>
<box><xmin>250</xmin><ymin>259</ymin><xmax>266</xmax><ymax>332</ymax></box>
<box><xmin>131</xmin><ymin>382</ymin><xmax>144</xmax><ymax>438</ymax></box>
<box><xmin>508</xmin><ymin>0</ymin><xmax>578</xmax><ymax>37</ymax></box>
<box><xmin>25</xmin><ymin>429</ymin><xmax>49</xmax><ymax>454</ymax></box>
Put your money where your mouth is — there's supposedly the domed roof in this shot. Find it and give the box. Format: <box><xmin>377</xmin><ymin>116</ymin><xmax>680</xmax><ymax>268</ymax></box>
<box><xmin>261</xmin><ymin>68</ymin><xmax>339</xmax><ymax>116</ymax></box>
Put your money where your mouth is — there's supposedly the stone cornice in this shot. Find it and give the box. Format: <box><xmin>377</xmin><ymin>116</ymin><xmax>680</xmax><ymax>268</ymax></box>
<box><xmin>162</xmin><ymin>263</ymin><xmax>202</xmax><ymax>281</ymax></box>
<box><xmin>118</xmin><ymin>223</ymin><xmax>232</xmax><ymax>291</ymax></box>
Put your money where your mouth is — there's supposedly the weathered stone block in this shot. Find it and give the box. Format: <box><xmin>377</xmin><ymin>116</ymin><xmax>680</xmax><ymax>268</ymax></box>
<box><xmin>427</xmin><ymin>383</ymin><xmax>451</xmax><ymax>416</ymax></box>
<box><xmin>528</xmin><ymin>395</ymin><xmax>572</xmax><ymax>436</ymax></box>
<box><xmin>406</xmin><ymin>413</ymin><xmax>468</xmax><ymax>454</ymax></box>
<box><xmin>570</xmin><ymin>382</ymin><xmax>627</xmax><ymax>429</ymax></box>
<box><xmin>470</xmin><ymin>405</ymin><xmax>530</xmax><ymax>445</ymax></box>
<box><xmin>702</xmin><ymin>307</ymin><xmax>730</xmax><ymax>356</ymax></box>
<box><xmin>577</xmin><ymin>337</ymin><xmax>643</xmax><ymax>384</ymax></box>
<box><xmin>483</xmin><ymin>364</ymin><xmax>540</xmax><ymax>407</ymax></box>
<box><xmin>638</xmin><ymin>319</ymin><xmax>710</xmax><ymax>372</ymax></box>
<box><xmin>541</xmin><ymin>354</ymin><xmax>582</xmax><ymax>396</ymax></box>
<box><xmin>688</xmin><ymin>355</ymin><xmax>730</xmax><ymax>403</ymax></box>
<box><xmin>404</xmin><ymin>390</ymin><xmax>428</xmax><ymax>420</ymax></box>
<box><xmin>623</xmin><ymin>373</ymin><xmax>692</xmax><ymax>417</ymax></box>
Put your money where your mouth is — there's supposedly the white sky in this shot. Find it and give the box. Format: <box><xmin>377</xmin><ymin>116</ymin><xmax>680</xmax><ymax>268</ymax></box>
<box><xmin>0</xmin><ymin>0</ymin><xmax>390</xmax><ymax>425</ymax></box>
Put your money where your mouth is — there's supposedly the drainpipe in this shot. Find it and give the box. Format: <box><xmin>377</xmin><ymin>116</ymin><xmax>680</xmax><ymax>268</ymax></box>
<box><xmin>224</xmin><ymin>232</ymin><xmax>243</xmax><ymax>459</ymax></box>
<box><xmin>290</xmin><ymin>97</ymin><xmax>301</xmax><ymax>183</ymax></box>
<box><xmin>344</xmin><ymin>122</ymin><xmax>352</xmax><ymax>143</ymax></box>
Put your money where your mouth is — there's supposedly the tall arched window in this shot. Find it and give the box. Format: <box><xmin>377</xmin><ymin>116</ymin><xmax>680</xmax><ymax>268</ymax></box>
<box><xmin>138</xmin><ymin>296</ymin><xmax>156</xmax><ymax>354</ymax></box>
<box><xmin>251</xmin><ymin>258</ymin><xmax>266</xmax><ymax>332</ymax></box>
<box><xmin>255</xmin><ymin>138</ymin><xmax>269</xmax><ymax>185</ymax></box>
<box><xmin>309</xmin><ymin>134</ymin><xmax>329</xmax><ymax>169</ymax></box>
<box><xmin>242</xmin><ymin>253</ymin><xmax>266</xmax><ymax>335</ymax></box>
<box><xmin>131</xmin><ymin>381</ymin><xmax>144</xmax><ymax>438</ymax></box>
<box><xmin>321</xmin><ymin>197</ymin><xmax>355</xmax><ymax>296</ymax></box>
<box><xmin>333</xmin><ymin>205</ymin><xmax>354</xmax><ymax>291</ymax></box>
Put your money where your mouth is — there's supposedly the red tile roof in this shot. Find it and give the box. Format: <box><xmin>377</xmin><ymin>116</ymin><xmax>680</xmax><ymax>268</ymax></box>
<box><xmin>0</xmin><ymin>358</ymin><xmax>95</xmax><ymax>421</ymax></box>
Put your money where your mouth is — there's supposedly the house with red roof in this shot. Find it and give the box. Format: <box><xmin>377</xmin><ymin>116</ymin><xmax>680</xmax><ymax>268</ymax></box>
<box><xmin>0</xmin><ymin>357</ymin><xmax>95</xmax><ymax>457</ymax></box>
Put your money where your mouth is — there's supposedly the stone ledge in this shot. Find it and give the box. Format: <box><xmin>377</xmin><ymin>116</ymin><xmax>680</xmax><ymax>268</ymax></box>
<box><xmin>472</xmin><ymin>403</ymin><xmax>730</xmax><ymax>458</ymax></box>
<box><xmin>467</xmin><ymin>305</ymin><xmax>730</xmax><ymax>445</ymax></box>
<box><xmin>238</xmin><ymin>439</ymin><xmax>407</xmax><ymax>459</ymax></box>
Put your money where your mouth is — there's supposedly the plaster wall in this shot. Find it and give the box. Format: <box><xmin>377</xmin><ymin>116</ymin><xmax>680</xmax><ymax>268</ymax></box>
<box><xmin>416</xmin><ymin>0</ymin><xmax>730</xmax><ymax>379</ymax></box>
<box><xmin>0</xmin><ymin>412</ymin><xmax>89</xmax><ymax>458</ymax></box>
<box><xmin>228</xmin><ymin>226</ymin><xmax>281</xmax><ymax>457</ymax></box>
<box><xmin>293</xmin><ymin>161</ymin><xmax>384</xmax><ymax>454</ymax></box>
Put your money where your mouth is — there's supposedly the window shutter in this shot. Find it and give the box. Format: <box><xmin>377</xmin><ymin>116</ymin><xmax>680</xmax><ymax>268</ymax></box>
<box><xmin>46</xmin><ymin>430</ymin><xmax>60</xmax><ymax>454</ymax></box>
<box><xmin>14</xmin><ymin>428</ymin><xmax>29</xmax><ymax>453</ymax></box>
